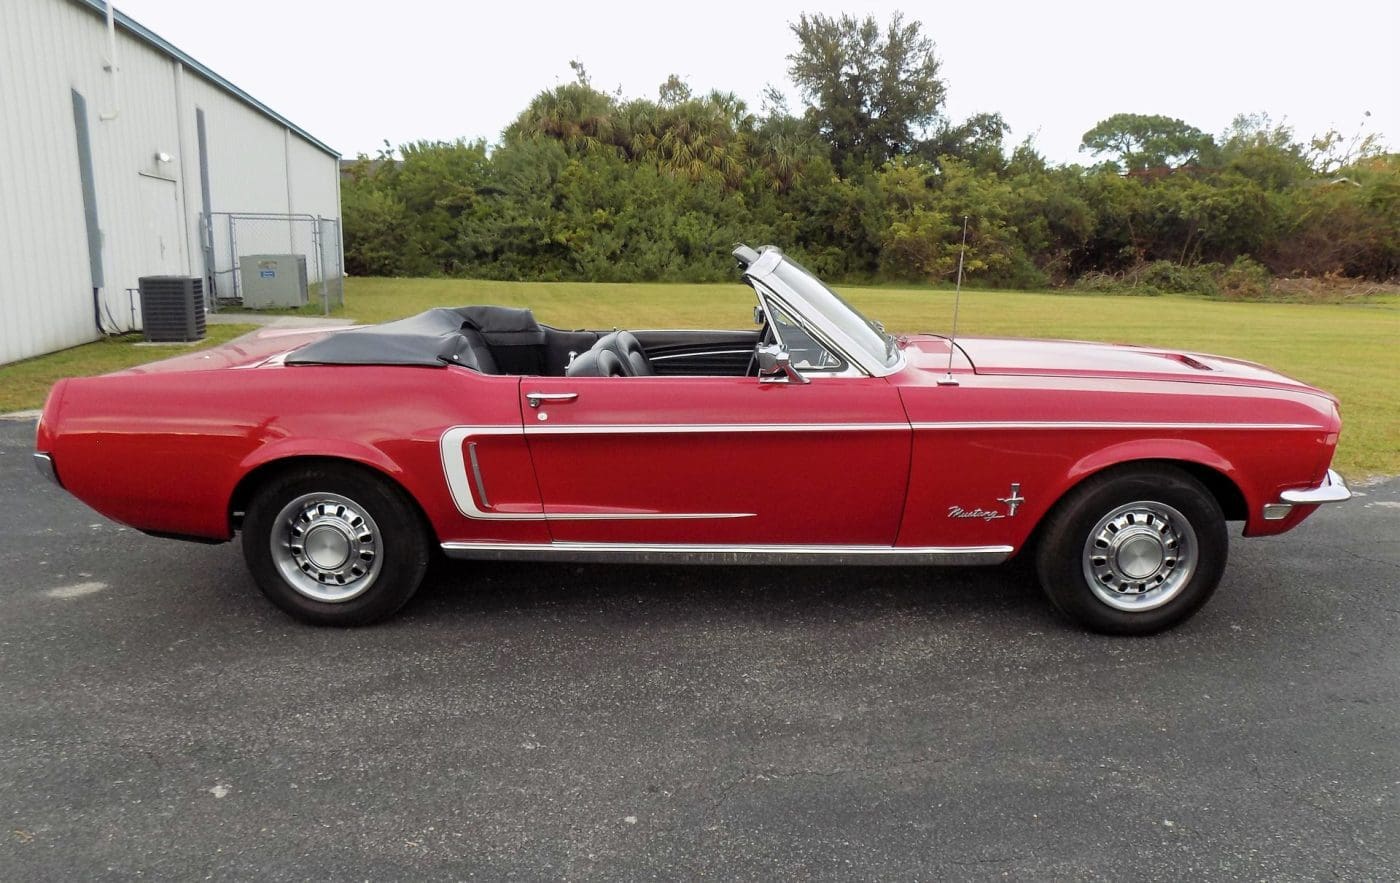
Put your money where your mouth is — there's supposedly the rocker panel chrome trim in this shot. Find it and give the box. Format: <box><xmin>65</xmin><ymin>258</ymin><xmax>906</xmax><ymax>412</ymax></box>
<box><xmin>525</xmin><ymin>422</ymin><xmax>908</xmax><ymax>435</ymax></box>
<box><xmin>910</xmin><ymin>421</ymin><xmax>1322</xmax><ymax>431</ymax></box>
<box><xmin>440</xmin><ymin>541</ymin><xmax>1014</xmax><ymax>566</ymax></box>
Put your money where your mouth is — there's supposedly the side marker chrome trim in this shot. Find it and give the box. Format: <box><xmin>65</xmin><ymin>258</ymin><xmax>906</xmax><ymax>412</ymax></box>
<box><xmin>440</xmin><ymin>541</ymin><xmax>1014</xmax><ymax>567</ymax></box>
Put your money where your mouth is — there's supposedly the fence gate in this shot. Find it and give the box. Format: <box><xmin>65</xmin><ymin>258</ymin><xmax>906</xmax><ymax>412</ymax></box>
<box><xmin>205</xmin><ymin>212</ymin><xmax>344</xmax><ymax>313</ymax></box>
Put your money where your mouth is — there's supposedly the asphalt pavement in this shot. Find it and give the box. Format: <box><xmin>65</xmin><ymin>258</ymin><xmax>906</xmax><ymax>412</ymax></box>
<box><xmin>1</xmin><ymin>417</ymin><xmax>1396</xmax><ymax>880</ymax></box>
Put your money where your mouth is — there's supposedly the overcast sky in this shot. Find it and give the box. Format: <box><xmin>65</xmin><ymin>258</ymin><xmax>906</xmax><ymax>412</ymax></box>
<box><xmin>115</xmin><ymin>0</ymin><xmax>1397</xmax><ymax>165</ymax></box>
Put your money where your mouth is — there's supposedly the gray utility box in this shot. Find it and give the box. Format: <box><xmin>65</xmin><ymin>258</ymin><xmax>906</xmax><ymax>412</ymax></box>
<box><xmin>138</xmin><ymin>276</ymin><xmax>206</xmax><ymax>342</ymax></box>
<box><xmin>239</xmin><ymin>254</ymin><xmax>309</xmax><ymax>308</ymax></box>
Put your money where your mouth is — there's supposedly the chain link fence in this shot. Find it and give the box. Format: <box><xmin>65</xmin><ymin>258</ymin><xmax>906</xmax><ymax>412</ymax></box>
<box><xmin>205</xmin><ymin>212</ymin><xmax>344</xmax><ymax>313</ymax></box>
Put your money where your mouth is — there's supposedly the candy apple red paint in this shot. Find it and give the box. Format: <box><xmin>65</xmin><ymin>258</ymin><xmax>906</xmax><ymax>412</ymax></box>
<box><xmin>34</xmin><ymin>246</ymin><xmax>1349</xmax><ymax>633</ymax></box>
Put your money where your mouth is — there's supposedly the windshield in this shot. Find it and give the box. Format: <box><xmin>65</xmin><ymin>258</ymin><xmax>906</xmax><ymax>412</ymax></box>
<box><xmin>768</xmin><ymin>255</ymin><xmax>898</xmax><ymax>369</ymax></box>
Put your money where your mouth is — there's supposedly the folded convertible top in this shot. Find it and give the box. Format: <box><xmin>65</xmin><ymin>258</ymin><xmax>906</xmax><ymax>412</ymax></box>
<box><xmin>285</xmin><ymin>306</ymin><xmax>542</xmax><ymax>370</ymax></box>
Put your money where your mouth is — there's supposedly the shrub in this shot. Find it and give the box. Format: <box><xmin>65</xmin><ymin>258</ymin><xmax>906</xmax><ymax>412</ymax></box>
<box><xmin>1138</xmin><ymin>260</ymin><xmax>1220</xmax><ymax>296</ymax></box>
<box><xmin>1072</xmin><ymin>271</ymin><xmax>1162</xmax><ymax>296</ymax></box>
<box><xmin>1218</xmin><ymin>256</ymin><xmax>1273</xmax><ymax>300</ymax></box>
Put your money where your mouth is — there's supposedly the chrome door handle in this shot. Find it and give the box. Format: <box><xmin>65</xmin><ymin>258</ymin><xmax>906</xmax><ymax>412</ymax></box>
<box><xmin>525</xmin><ymin>392</ymin><xmax>579</xmax><ymax>408</ymax></box>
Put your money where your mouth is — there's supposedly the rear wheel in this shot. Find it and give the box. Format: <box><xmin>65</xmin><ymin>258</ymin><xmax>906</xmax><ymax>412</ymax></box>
<box><xmin>242</xmin><ymin>464</ymin><xmax>431</xmax><ymax>626</ymax></box>
<box><xmin>1035</xmin><ymin>466</ymin><xmax>1227</xmax><ymax>635</ymax></box>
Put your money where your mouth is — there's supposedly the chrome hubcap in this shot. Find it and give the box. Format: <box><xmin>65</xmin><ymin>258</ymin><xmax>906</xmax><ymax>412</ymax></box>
<box><xmin>1082</xmin><ymin>501</ymin><xmax>1197</xmax><ymax>612</ymax></box>
<box><xmin>271</xmin><ymin>493</ymin><xmax>383</xmax><ymax>603</ymax></box>
<box><xmin>303</xmin><ymin>524</ymin><xmax>352</xmax><ymax>570</ymax></box>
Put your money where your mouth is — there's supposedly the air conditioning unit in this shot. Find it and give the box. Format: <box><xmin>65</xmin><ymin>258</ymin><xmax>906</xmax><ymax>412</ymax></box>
<box><xmin>138</xmin><ymin>276</ymin><xmax>206</xmax><ymax>342</ymax></box>
<box><xmin>239</xmin><ymin>254</ymin><xmax>309</xmax><ymax>309</ymax></box>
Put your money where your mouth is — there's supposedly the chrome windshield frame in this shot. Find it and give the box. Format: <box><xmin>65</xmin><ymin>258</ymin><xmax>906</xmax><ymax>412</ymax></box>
<box><xmin>742</xmin><ymin>248</ymin><xmax>906</xmax><ymax>379</ymax></box>
<box><xmin>751</xmin><ymin>283</ymin><xmax>858</xmax><ymax>377</ymax></box>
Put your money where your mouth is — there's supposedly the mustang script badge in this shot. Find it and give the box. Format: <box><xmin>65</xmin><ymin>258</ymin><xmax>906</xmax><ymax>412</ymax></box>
<box><xmin>948</xmin><ymin>483</ymin><xmax>1025</xmax><ymax>521</ymax></box>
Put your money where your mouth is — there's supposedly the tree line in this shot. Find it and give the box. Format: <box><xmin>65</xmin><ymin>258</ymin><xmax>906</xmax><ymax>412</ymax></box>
<box><xmin>342</xmin><ymin>12</ymin><xmax>1398</xmax><ymax>292</ymax></box>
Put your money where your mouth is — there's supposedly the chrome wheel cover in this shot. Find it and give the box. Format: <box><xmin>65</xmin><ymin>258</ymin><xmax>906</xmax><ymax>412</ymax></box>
<box><xmin>1082</xmin><ymin>500</ymin><xmax>1197</xmax><ymax>612</ymax></box>
<box><xmin>270</xmin><ymin>492</ymin><xmax>383</xmax><ymax>603</ymax></box>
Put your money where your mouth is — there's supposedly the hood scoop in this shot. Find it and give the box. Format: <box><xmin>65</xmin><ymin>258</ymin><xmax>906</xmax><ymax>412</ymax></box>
<box><xmin>1164</xmin><ymin>352</ymin><xmax>1214</xmax><ymax>371</ymax></box>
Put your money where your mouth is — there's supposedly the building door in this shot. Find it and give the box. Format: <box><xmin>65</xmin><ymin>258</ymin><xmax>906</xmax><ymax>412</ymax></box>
<box><xmin>139</xmin><ymin>174</ymin><xmax>184</xmax><ymax>275</ymax></box>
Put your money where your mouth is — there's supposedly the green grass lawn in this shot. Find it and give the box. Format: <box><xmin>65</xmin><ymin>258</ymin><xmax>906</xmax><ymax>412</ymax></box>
<box><xmin>0</xmin><ymin>324</ymin><xmax>258</xmax><ymax>414</ymax></box>
<box><xmin>5</xmin><ymin>276</ymin><xmax>1396</xmax><ymax>477</ymax></box>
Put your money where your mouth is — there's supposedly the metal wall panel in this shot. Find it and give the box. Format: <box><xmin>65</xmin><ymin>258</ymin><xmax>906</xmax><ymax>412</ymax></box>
<box><xmin>287</xmin><ymin>130</ymin><xmax>341</xmax><ymax>222</ymax></box>
<box><xmin>0</xmin><ymin>0</ymin><xmax>96</xmax><ymax>365</ymax></box>
<box><xmin>0</xmin><ymin>0</ymin><xmax>340</xmax><ymax>366</ymax></box>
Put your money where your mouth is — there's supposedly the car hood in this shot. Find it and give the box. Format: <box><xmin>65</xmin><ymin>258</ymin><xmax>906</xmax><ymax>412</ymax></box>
<box><xmin>901</xmin><ymin>334</ymin><xmax>1333</xmax><ymax>399</ymax></box>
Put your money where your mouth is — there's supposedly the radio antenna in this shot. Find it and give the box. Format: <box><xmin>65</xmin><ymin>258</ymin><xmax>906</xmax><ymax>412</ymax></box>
<box><xmin>939</xmin><ymin>214</ymin><xmax>970</xmax><ymax>386</ymax></box>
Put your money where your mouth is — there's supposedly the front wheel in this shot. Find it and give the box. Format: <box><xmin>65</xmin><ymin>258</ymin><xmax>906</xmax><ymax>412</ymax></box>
<box><xmin>242</xmin><ymin>464</ymin><xmax>431</xmax><ymax>626</ymax></box>
<box><xmin>1035</xmin><ymin>466</ymin><xmax>1228</xmax><ymax>635</ymax></box>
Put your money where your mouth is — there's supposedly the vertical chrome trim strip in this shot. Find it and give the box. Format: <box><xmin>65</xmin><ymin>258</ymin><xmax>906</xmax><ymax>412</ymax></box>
<box><xmin>467</xmin><ymin>441</ymin><xmax>490</xmax><ymax>509</ymax></box>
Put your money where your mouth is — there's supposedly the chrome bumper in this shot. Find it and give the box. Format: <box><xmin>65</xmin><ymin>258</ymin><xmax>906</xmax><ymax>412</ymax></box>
<box><xmin>1280</xmin><ymin>469</ymin><xmax>1351</xmax><ymax>505</ymax></box>
<box><xmin>1264</xmin><ymin>469</ymin><xmax>1351</xmax><ymax>519</ymax></box>
<box><xmin>33</xmin><ymin>452</ymin><xmax>59</xmax><ymax>487</ymax></box>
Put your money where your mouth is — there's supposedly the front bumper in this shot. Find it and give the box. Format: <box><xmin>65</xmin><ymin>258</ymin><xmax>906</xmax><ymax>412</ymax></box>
<box><xmin>1281</xmin><ymin>469</ymin><xmax>1352</xmax><ymax>504</ymax></box>
<box><xmin>1263</xmin><ymin>469</ymin><xmax>1351</xmax><ymax>520</ymax></box>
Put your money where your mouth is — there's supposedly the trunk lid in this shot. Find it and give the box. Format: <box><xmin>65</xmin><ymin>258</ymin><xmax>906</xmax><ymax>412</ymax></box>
<box><xmin>115</xmin><ymin>325</ymin><xmax>347</xmax><ymax>375</ymax></box>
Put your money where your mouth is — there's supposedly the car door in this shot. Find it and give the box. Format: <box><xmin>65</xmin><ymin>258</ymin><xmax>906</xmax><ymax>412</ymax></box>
<box><xmin>518</xmin><ymin>374</ymin><xmax>911</xmax><ymax>546</ymax></box>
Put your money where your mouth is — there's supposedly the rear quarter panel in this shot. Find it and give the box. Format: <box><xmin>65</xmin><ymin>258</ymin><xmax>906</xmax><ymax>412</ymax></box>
<box><xmin>45</xmin><ymin>365</ymin><xmax>539</xmax><ymax>544</ymax></box>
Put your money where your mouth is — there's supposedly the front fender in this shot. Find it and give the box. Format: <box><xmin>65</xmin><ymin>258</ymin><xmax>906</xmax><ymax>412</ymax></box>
<box><xmin>1066</xmin><ymin>438</ymin><xmax>1239</xmax><ymax>488</ymax></box>
<box><xmin>1044</xmin><ymin>437</ymin><xmax>1268</xmax><ymax>536</ymax></box>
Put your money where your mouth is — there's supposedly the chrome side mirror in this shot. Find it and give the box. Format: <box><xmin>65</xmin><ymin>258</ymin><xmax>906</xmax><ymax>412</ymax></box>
<box><xmin>756</xmin><ymin>344</ymin><xmax>809</xmax><ymax>384</ymax></box>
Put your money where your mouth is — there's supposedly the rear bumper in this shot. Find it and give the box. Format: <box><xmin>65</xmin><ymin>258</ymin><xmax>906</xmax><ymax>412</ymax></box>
<box><xmin>1262</xmin><ymin>469</ymin><xmax>1350</xmax><ymax>521</ymax></box>
<box><xmin>33</xmin><ymin>452</ymin><xmax>60</xmax><ymax>487</ymax></box>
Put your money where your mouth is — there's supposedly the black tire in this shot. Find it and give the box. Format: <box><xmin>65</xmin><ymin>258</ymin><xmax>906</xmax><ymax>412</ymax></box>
<box><xmin>1035</xmin><ymin>465</ymin><xmax>1228</xmax><ymax>635</ymax></box>
<box><xmin>241</xmin><ymin>463</ymin><xmax>431</xmax><ymax>626</ymax></box>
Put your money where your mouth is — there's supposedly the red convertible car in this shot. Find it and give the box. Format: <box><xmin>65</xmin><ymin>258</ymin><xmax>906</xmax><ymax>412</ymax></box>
<box><xmin>34</xmin><ymin>246</ymin><xmax>1349</xmax><ymax>634</ymax></box>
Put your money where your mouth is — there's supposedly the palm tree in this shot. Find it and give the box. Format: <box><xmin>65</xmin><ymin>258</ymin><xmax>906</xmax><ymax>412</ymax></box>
<box><xmin>504</xmin><ymin>83</ymin><xmax>617</xmax><ymax>156</ymax></box>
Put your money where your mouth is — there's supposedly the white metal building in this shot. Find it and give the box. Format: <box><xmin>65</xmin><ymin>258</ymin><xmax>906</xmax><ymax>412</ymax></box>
<box><xmin>0</xmin><ymin>0</ymin><xmax>342</xmax><ymax>365</ymax></box>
